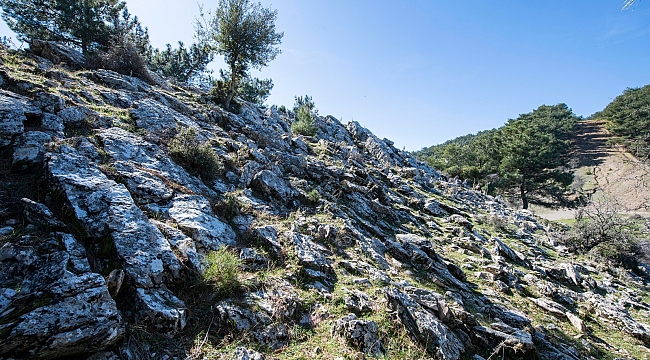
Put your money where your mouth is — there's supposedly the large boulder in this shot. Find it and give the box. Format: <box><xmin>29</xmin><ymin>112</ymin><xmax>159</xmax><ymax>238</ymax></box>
<box><xmin>331</xmin><ymin>314</ymin><xmax>385</xmax><ymax>357</ymax></box>
<box><xmin>12</xmin><ymin>131</ymin><xmax>52</xmax><ymax>169</ymax></box>
<box><xmin>45</xmin><ymin>143</ymin><xmax>186</xmax><ymax>333</ymax></box>
<box><xmin>0</xmin><ymin>91</ymin><xmax>41</xmax><ymax>147</ymax></box>
<box><xmin>168</xmin><ymin>195</ymin><xmax>236</xmax><ymax>250</ymax></box>
<box><xmin>0</xmin><ymin>233</ymin><xmax>123</xmax><ymax>358</ymax></box>
<box><xmin>288</xmin><ymin>231</ymin><xmax>334</xmax><ymax>282</ymax></box>
<box><xmin>385</xmin><ymin>287</ymin><xmax>465</xmax><ymax>360</ymax></box>
<box><xmin>30</xmin><ymin>39</ymin><xmax>87</xmax><ymax>69</ymax></box>
<box><xmin>472</xmin><ymin>323</ymin><xmax>536</xmax><ymax>359</ymax></box>
<box><xmin>216</xmin><ymin>303</ymin><xmax>289</xmax><ymax>350</ymax></box>
<box><xmin>97</xmin><ymin>127</ymin><xmax>214</xmax><ymax>197</ymax></box>
<box><xmin>250</xmin><ymin>169</ymin><xmax>298</xmax><ymax>202</ymax></box>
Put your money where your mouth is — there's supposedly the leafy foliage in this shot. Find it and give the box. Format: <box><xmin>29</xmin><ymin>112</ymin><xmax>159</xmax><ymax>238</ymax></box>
<box><xmin>239</xmin><ymin>75</ymin><xmax>273</xmax><ymax>105</ymax></box>
<box><xmin>148</xmin><ymin>41</ymin><xmax>214</xmax><ymax>85</ymax></box>
<box><xmin>293</xmin><ymin>94</ymin><xmax>316</xmax><ymax>114</ymax></box>
<box><xmin>209</xmin><ymin>69</ymin><xmax>273</xmax><ymax>106</ymax></box>
<box><xmin>169</xmin><ymin>127</ymin><xmax>222</xmax><ymax>182</ymax></box>
<box><xmin>201</xmin><ymin>247</ymin><xmax>242</xmax><ymax>297</ymax></box>
<box><xmin>597</xmin><ymin>85</ymin><xmax>650</xmax><ymax>161</ymax></box>
<box><xmin>0</xmin><ymin>0</ymin><xmax>125</xmax><ymax>53</ymax></box>
<box><xmin>89</xmin><ymin>8</ymin><xmax>153</xmax><ymax>81</ymax></box>
<box><xmin>196</xmin><ymin>0</ymin><xmax>283</xmax><ymax>110</ymax></box>
<box><xmin>414</xmin><ymin>104</ymin><xmax>578</xmax><ymax>208</ymax></box>
<box><xmin>291</xmin><ymin>95</ymin><xmax>318</xmax><ymax>136</ymax></box>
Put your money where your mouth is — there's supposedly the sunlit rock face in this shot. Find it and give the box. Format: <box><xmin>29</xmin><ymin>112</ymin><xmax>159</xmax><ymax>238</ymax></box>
<box><xmin>0</xmin><ymin>43</ymin><xmax>648</xmax><ymax>360</ymax></box>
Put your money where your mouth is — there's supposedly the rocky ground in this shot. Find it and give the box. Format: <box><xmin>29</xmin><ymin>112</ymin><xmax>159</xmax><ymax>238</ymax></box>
<box><xmin>2</xmin><ymin>43</ymin><xmax>650</xmax><ymax>360</ymax></box>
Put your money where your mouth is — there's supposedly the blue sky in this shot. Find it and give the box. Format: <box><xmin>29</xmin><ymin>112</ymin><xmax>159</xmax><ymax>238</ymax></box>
<box><xmin>2</xmin><ymin>1</ymin><xmax>650</xmax><ymax>150</ymax></box>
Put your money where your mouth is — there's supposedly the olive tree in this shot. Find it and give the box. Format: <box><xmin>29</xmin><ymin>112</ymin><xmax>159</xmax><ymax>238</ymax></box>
<box><xmin>197</xmin><ymin>0</ymin><xmax>283</xmax><ymax>110</ymax></box>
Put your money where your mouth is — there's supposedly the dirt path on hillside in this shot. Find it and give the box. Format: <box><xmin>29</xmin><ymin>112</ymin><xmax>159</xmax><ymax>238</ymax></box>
<box><xmin>535</xmin><ymin>120</ymin><xmax>650</xmax><ymax>220</ymax></box>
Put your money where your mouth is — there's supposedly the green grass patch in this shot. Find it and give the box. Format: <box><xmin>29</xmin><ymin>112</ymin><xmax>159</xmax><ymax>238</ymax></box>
<box><xmin>202</xmin><ymin>247</ymin><xmax>243</xmax><ymax>298</ymax></box>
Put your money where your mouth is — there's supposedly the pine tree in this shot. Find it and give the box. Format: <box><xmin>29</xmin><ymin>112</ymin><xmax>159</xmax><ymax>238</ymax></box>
<box><xmin>148</xmin><ymin>41</ymin><xmax>214</xmax><ymax>84</ymax></box>
<box><xmin>0</xmin><ymin>0</ymin><xmax>125</xmax><ymax>54</ymax></box>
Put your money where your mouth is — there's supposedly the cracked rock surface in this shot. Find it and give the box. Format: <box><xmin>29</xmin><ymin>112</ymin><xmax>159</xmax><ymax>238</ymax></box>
<box><xmin>1</xmin><ymin>44</ymin><xmax>650</xmax><ymax>360</ymax></box>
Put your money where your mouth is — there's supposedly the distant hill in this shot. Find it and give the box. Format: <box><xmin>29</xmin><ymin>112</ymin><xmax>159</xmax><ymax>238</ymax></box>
<box><xmin>593</xmin><ymin>85</ymin><xmax>650</xmax><ymax>161</ymax></box>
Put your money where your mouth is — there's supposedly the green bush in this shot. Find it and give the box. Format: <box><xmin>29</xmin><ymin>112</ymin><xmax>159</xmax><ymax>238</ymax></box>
<box><xmin>169</xmin><ymin>127</ymin><xmax>222</xmax><ymax>182</ymax></box>
<box><xmin>291</xmin><ymin>105</ymin><xmax>317</xmax><ymax>136</ymax></box>
<box><xmin>306</xmin><ymin>189</ymin><xmax>320</xmax><ymax>203</ymax></box>
<box><xmin>202</xmin><ymin>247</ymin><xmax>242</xmax><ymax>296</ymax></box>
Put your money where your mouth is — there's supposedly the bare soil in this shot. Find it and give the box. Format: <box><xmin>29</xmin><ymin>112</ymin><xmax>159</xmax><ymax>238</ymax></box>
<box><xmin>534</xmin><ymin>119</ymin><xmax>650</xmax><ymax>220</ymax></box>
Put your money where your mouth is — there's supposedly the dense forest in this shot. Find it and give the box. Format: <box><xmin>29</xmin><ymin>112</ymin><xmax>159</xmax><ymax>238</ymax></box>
<box><xmin>413</xmin><ymin>104</ymin><xmax>578</xmax><ymax>209</ymax></box>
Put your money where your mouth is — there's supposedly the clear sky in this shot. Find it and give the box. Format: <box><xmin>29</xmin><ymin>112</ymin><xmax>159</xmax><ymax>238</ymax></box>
<box><xmin>1</xmin><ymin>1</ymin><xmax>650</xmax><ymax>150</ymax></box>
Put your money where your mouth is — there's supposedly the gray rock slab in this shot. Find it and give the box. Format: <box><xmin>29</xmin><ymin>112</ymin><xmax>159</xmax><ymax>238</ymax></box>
<box><xmin>12</xmin><ymin>131</ymin><xmax>52</xmax><ymax>168</ymax></box>
<box><xmin>0</xmin><ymin>91</ymin><xmax>40</xmax><ymax>147</ymax></box>
<box><xmin>168</xmin><ymin>194</ymin><xmax>236</xmax><ymax>250</ymax></box>
<box><xmin>0</xmin><ymin>235</ymin><xmax>123</xmax><ymax>359</ymax></box>
<box><xmin>386</xmin><ymin>287</ymin><xmax>464</xmax><ymax>360</ymax></box>
<box><xmin>332</xmin><ymin>313</ymin><xmax>385</xmax><ymax>357</ymax></box>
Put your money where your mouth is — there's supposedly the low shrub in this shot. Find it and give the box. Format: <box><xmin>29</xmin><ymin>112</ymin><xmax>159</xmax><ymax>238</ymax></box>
<box><xmin>561</xmin><ymin>198</ymin><xmax>639</xmax><ymax>262</ymax></box>
<box><xmin>89</xmin><ymin>41</ymin><xmax>154</xmax><ymax>83</ymax></box>
<box><xmin>306</xmin><ymin>189</ymin><xmax>320</xmax><ymax>203</ymax></box>
<box><xmin>169</xmin><ymin>127</ymin><xmax>222</xmax><ymax>182</ymax></box>
<box><xmin>202</xmin><ymin>247</ymin><xmax>242</xmax><ymax>297</ymax></box>
<box><xmin>291</xmin><ymin>105</ymin><xmax>317</xmax><ymax>136</ymax></box>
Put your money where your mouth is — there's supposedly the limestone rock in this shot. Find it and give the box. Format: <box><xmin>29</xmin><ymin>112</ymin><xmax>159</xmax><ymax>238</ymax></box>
<box><xmin>216</xmin><ymin>303</ymin><xmax>289</xmax><ymax>350</ymax></box>
<box><xmin>424</xmin><ymin>198</ymin><xmax>447</xmax><ymax>216</ymax></box>
<box><xmin>168</xmin><ymin>194</ymin><xmax>236</xmax><ymax>250</ymax></box>
<box><xmin>134</xmin><ymin>287</ymin><xmax>186</xmax><ymax>333</ymax></box>
<box><xmin>151</xmin><ymin>220</ymin><xmax>201</xmax><ymax>270</ymax></box>
<box><xmin>0</xmin><ymin>91</ymin><xmax>40</xmax><ymax>147</ymax></box>
<box><xmin>289</xmin><ymin>231</ymin><xmax>333</xmax><ymax>281</ymax></box>
<box><xmin>45</xmin><ymin>144</ymin><xmax>186</xmax><ymax>333</ymax></box>
<box><xmin>344</xmin><ymin>289</ymin><xmax>373</xmax><ymax>313</ymax></box>
<box><xmin>530</xmin><ymin>297</ymin><xmax>567</xmax><ymax>317</ymax></box>
<box><xmin>472</xmin><ymin>323</ymin><xmax>536</xmax><ymax>358</ymax></box>
<box><xmin>386</xmin><ymin>287</ymin><xmax>464</xmax><ymax>360</ymax></box>
<box><xmin>492</xmin><ymin>237</ymin><xmax>526</xmax><ymax>266</ymax></box>
<box><xmin>233</xmin><ymin>347</ymin><xmax>266</xmax><ymax>360</ymax></box>
<box><xmin>250</xmin><ymin>169</ymin><xmax>298</xmax><ymax>202</ymax></box>
<box><xmin>30</xmin><ymin>39</ymin><xmax>87</xmax><ymax>68</ymax></box>
<box><xmin>98</xmin><ymin>127</ymin><xmax>213</xmax><ymax>197</ymax></box>
<box><xmin>21</xmin><ymin>197</ymin><xmax>65</xmax><ymax>229</ymax></box>
<box><xmin>129</xmin><ymin>98</ymin><xmax>196</xmax><ymax>134</ymax></box>
<box><xmin>57</xmin><ymin>106</ymin><xmax>97</xmax><ymax>126</ymax></box>
<box><xmin>0</xmin><ymin>234</ymin><xmax>123</xmax><ymax>359</ymax></box>
<box><xmin>46</xmin><ymin>144</ymin><xmax>182</xmax><ymax>286</ymax></box>
<box><xmin>240</xmin><ymin>247</ymin><xmax>268</xmax><ymax>270</ymax></box>
<box><xmin>254</xmin><ymin>225</ymin><xmax>284</xmax><ymax>257</ymax></box>
<box><xmin>565</xmin><ymin>311</ymin><xmax>587</xmax><ymax>333</ymax></box>
<box><xmin>332</xmin><ymin>314</ymin><xmax>385</xmax><ymax>357</ymax></box>
<box><xmin>12</xmin><ymin>131</ymin><xmax>52</xmax><ymax>168</ymax></box>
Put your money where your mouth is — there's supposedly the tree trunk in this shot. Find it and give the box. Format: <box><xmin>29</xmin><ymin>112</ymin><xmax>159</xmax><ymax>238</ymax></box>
<box><xmin>520</xmin><ymin>182</ymin><xmax>528</xmax><ymax>209</ymax></box>
<box><xmin>223</xmin><ymin>63</ymin><xmax>237</xmax><ymax>111</ymax></box>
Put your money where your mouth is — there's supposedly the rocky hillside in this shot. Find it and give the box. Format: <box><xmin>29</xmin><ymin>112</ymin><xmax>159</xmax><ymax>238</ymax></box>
<box><xmin>2</xmin><ymin>43</ymin><xmax>650</xmax><ymax>360</ymax></box>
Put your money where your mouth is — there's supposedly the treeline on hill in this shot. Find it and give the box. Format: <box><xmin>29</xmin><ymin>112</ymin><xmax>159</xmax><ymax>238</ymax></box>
<box><xmin>0</xmin><ymin>0</ymin><xmax>282</xmax><ymax>109</ymax></box>
<box><xmin>592</xmin><ymin>85</ymin><xmax>650</xmax><ymax>161</ymax></box>
<box><xmin>414</xmin><ymin>104</ymin><xmax>578</xmax><ymax>209</ymax></box>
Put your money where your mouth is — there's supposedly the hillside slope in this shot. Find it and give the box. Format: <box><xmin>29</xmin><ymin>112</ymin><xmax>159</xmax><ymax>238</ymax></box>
<box><xmin>536</xmin><ymin>119</ymin><xmax>650</xmax><ymax>220</ymax></box>
<box><xmin>2</xmin><ymin>44</ymin><xmax>650</xmax><ymax>360</ymax></box>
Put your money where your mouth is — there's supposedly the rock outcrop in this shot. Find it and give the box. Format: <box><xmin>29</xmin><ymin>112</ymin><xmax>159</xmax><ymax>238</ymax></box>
<box><xmin>0</xmin><ymin>44</ymin><xmax>649</xmax><ymax>360</ymax></box>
